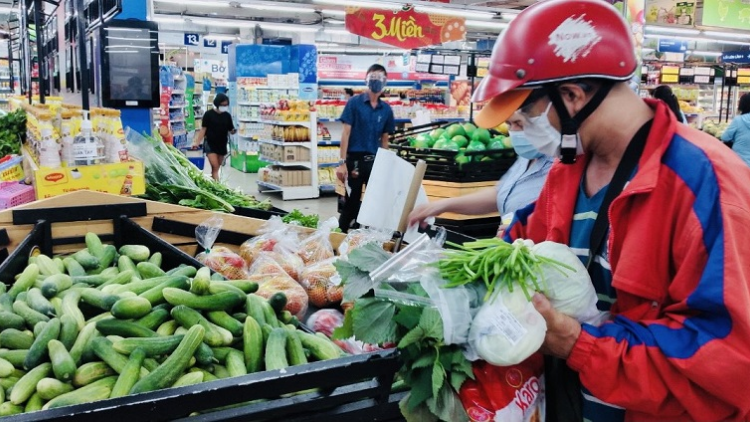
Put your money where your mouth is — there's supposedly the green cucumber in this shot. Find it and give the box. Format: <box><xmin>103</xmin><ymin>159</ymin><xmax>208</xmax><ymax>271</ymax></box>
<box><xmin>8</xmin><ymin>264</ymin><xmax>39</xmax><ymax>300</ymax></box>
<box><xmin>225</xmin><ymin>349</ymin><xmax>247</xmax><ymax>378</ymax></box>
<box><xmin>190</xmin><ymin>267</ymin><xmax>211</xmax><ymax>296</ymax></box>
<box><xmin>69</xmin><ymin>322</ymin><xmax>97</xmax><ymax>365</ymax></box>
<box><xmin>48</xmin><ymin>339</ymin><xmax>76</xmax><ymax>381</ymax></box>
<box><xmin>36</xmin><ymin>255</ymin><xmax>61</xmax><ymax>277</ymax></box>
<box><xmin>243</xmin><ymin>317</ymin><xmax>263</xmax><ymax>373</ymax></box>
<box><xmin>0</xmin><ymin>356</ymin><xmax>14</xmax><ymax>377</ymax></box>
<box><xmin>264</xmin><ymin>329</ymin><xmax>288</xmax><ymax>371</ymax></box>
<box><xmin>63</xmin><ymin>257</ymin><xmax>86</xmax><ymax>278</ymax></box>
<box><xmin>0</xmin><ymin>311</ymin><xmax>26</xmax><ymax>331</ymax></box>
<box><xmin>0</xmin><ymin>349</ymin><xmax>28</xmax><ymax>368</ymax></box>
<box><xmin>210</xmin><ymin>347</ymin><xmax>233</xmax><ymax>364</ymax></box>
<box><xmin>194</xmin><ymin>342</ymin><xmax>215</xmax><ymax>366</ymax></box>
<box><xmin>212</xmin><ymin>364</ymin><xmax>230</xmax><ymax>379</ymax></box>
<box><xmin>111</xmin><ymin>296</ymin><xmax>152</xmax><ymax>319</ymax></box>
<box><xmin>80</xmin><ymin>287</ymin><xmax>119</xmax><ymax>311</ymax></box>
<box><xmin>36</xmin><ymin>377</ymin><xmax>75</xmax><ymax>400</ymax></box>
<box><xmin>135</xmin><ymin>305</ymin><xmax>170</xmax><ymax>330</ymax></box>
<box><xmin>136</xmin><ymin>262</ymin><xmax>166</xmax><ymax>279</ymax></box>
<box><xmin>72</xmin><ymin>274</ymin><xmax>112</xmax><ymax>287</ymax></box>
<box><xmin>10</xmin><ymin>362</ymin><xmax>52</xmax><ymax>404</ymax></box>
<box><xmin>59</xmin><ymin>314</ymin><xmax>80</xmax><ymax>350</ymax></box>
<box><xmin>45</xmin><ymin>375</ymin><xmax>117</xmax><ymax>409</ymax></box>
<box><xmin>98</xmin><ymin>269</ymin><xmax>135</xmax><ymax>289</ymax></box>
<box><xmin>130</xmin><ymin>325</ymin><xmax>204</xmax><ymax>394</ymax></box>
<box><xmin>208</xmin><ymin>281</ymin><xmax>249</xmax><ymax>298</ymax></box>
<box><xmin>171</xmin><ymin>305</ymin><xmax>233</xmax><ymax>347</ymax></box>
<box><xmin>95</xmin><ymin>318</ymin><xmax>157</xmax><ymax>338</ymax></box>
<box><xmin>163</xmin><ymin>288</ymin><xmax>245</xmax><ymax>311</ymax></box>
<box><xmin>188</xmin><ymin>366</ymin><xmax>219</xmax><ymax>382</ymax></box>
<box><xmin>207</xmin><ymin>311</ymin><xmax>244</xmax><ymax>337</ymax></box>
<box><xmin>297</xmin><ymin>331</ymin><xmax>343</xmax><ymax>361</ymax></box>
<box><xmin>85</xmin><ymin>233</ymin><xmax>105</xmax><ymax>258</ymax></box>
<box><xmin>168</xmin><ymin>265</ymin><xmax>198</xmax><ymax>278</ymax></box>
<box><xmin>53</xmin><ymin>257</ymin><xmax>66</xmax><ymax>274</ymax></box>
<box><xmin>0</xmin><ymin>293</ymin><xmax>14</xmax><ymax>313</ymax></box>
<box><xmin>24</xmin><ymin>318</ymin><xmax>61</xmax><ymax>370</ymax></box>
<box><xmin>117</xmin><ymin>255</ymin><xmax>140</xmax><ymax>278</ymax></box>
<box><xmin>90</xmin><ymin>337</ymin><xmax>148</xmax><ymax>377</ymax></box>
<box><xmin>0</xmin><ymin>329</ymin><xmax>34</xmax><ymax>350</ymax></box>
<box><xmin>88</xmin><ymin>245</ymin><xmax>117</xmax><ymax>275</ymax></box>
<box><xmin>73</xmin><ymin>362</ymin><xmax>116</xmax><ymax>387</ymax></box>
<box><xmin>26</xmin><ymin>287</ymin><xmax>56</xmax><ymax>316</ymax></box>
<box><xmin>245</xmin><ymin>295</ymin><xmax>266</xmax><ymax>326</ymax></box>
<box><xmin>219</xmin><ymin>279</ymin><xmax>258</xmax><ymax>294</ymax></box>
<box><xmin>33</xmin><ymin>321</ymin><xmax>46</xmax><ymax>338</ymax></box>
<box><xmin>0</xmin><ymin>402</ymin><xmax>24</xmax><ymax>416</ymax></box>
<box><xmin>172</xmin><ymin>371</ymin><xmax>203</xmax><ymax>388</ymax></box>
<box><xmin>285</xmin><ymin>330</ymin><xmax>308</xmax><ymax>366</ymax></box>
<box><xmin>112</xmin><ymin>335</ymin><xmax>184</xmax><ymax>357</ymax></box>
<box><xmin>61</xmin><ymin>289</ymin><xmax>86</xmax><ymax>330</ymax></box>
<box><xmin>72</xmin><ymin>250</ymin><xmax>100</xmax><ymax>270</ymax></box>
<box><xmin>139</xmin><ymin>276</ymin><xmax>190</xmax><ymax>306</ymax></box>
<box><xmin>25</xmin><ymin>391</ymin><xmax>44</xmax><ymax>412</ymax></box>
<box><xmin>148</xmin><ymin>252</ymin><xmax>162</xmax><ymax>268</ymax></box>
<box><xmin>111</xmin><ymin>275</ymin><xmax>186</xmax><ymax>296</ymax></box>
<box><xmin>41</xmin><ymin>273</ymin><xmax>73</xmax><ymax>298</ymax></box>
<box><xmin>260</xmin><ymin>300</ymin><xmax>281</xmax><ymax>328</ymax></box>
<box><xmin>156</xmin><ymin>320</ymin><xmax>178</xmax><ymax>336</ymax></box>
<box><xmin>110</xmin><ymin>348</ymin><xmax>145</xmax><ymax>398</ymax></box>
<box><xmin>119</xmin><ymin>245</ymin><xmax>150</xmax><ymax>263</ymax></box>
<box><xmin>232</xmin><ymin>312</ymin><xmax>248</xmax><ymax>322</ymax></box>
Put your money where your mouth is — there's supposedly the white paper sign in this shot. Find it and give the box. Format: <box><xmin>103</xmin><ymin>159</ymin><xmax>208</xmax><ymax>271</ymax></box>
<box><xmin>357</xmin><ymin>148</ymin><xmax>431</xmax><ymax>243</ymax></box>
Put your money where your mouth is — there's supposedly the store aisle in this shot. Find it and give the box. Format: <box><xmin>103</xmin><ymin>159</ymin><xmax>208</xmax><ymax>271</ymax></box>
<box><xmin>217</xmin><ymin>163</ymin><xmax>340</xmax><ymax>221</ymax></box>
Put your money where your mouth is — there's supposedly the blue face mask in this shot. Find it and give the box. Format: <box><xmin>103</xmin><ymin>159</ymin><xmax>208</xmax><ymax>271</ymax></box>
<box><xmin>367</xmin><ymin>79</ymin><xmax>384</xmax><ymax>94</ymax></box>
<box><xmin>509</xmin><ymin>130</ymin><xmax>544</xmax><ymax>160</ymax></box>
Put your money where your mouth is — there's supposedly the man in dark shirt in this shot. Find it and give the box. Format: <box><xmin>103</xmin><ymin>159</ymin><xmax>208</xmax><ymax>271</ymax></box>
<box><xmin>335</xmin><ymin>64</ymin><xmax>396</xmax><ymax>232</ymax></box>
<box><xmin>192</xmin><ymin>93</ymin><xmax>236</xmax><ymax>180</ymax></box>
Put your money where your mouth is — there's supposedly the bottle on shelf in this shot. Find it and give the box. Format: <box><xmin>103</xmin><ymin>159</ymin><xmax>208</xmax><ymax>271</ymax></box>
<box><xmin>72</xmin><ymin>111</ymin><xmax>104</xmax><ymax>166</ymax></box>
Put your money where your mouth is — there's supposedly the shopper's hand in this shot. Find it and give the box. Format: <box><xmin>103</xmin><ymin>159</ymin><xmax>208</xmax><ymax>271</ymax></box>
<box><xmin>335</xmin><ymin>164</ymin><xmax>347</xmax><ymax>183</ymax></box>
<box><xmin>532</xmin><ymin>293</ymin><xmax>581</xmax><ymax>360</ymax></box>
<box><xmin>190</xmin><ymin>144</ymin><xmax>200</xmax><ymax>150</ymax></box>
<box><xmin>496</xmin><ymin>224</ymin><xmax>508</xmax><ymax>238</ymax></box>
<box><xmin>408</xmin><ymin>202</ymin><xmax>444</xmax><ymax>228</ymax></box>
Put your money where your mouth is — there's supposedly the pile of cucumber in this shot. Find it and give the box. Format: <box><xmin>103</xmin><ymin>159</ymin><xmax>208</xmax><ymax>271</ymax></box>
<box><xmin>0</xmin><ymin>233</ymin><xmax>344</xmax><ymax>417</ymax></box>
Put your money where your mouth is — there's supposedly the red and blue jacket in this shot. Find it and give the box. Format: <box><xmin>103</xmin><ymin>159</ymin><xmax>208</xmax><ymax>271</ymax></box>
<box><xmin>505</xmin><ymin>100</ymin><xmax>750</xmax><ymax>421</ymax></box>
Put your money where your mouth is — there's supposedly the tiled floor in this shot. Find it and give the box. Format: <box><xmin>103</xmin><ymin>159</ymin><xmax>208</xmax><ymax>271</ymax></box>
<box><xmin>214</xmin><ymin>162</ymin><xmax>340</xmax><ymax>221</ymax></box>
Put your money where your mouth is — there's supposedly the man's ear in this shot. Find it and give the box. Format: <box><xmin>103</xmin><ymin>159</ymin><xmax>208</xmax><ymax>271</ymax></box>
<box><xmin>558</xmin><ymin>83</ymin><xmax>590</xmax><ymax>116</ymax></box>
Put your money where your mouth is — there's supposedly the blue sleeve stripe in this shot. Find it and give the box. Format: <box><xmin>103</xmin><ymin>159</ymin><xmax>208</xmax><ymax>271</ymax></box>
<box><xmin>502</xmin><ymin>201</ymin><xmax>536</xmax><ymax>242</ymax></box>
<box><xmin>584</xmin><ymin>135</ymin><xmax>731</xmax><ymax>359</ymax></box>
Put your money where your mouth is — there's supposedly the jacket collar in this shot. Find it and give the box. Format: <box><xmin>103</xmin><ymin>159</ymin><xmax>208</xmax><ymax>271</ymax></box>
<box><xmin>545</xmin><ymin>99</ymin><xmax>678</xmax><ymax>240</ymax></box>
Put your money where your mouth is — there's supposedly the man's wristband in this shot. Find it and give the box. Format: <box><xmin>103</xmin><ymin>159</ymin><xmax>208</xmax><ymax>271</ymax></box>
<box><xmin>338</xmin><ymin>159</ymin><xmax>346</xmax><ymax>165</ymax></box>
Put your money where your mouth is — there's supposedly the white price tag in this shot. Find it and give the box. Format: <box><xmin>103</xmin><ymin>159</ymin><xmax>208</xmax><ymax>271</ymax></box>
<box><xmin>489</xmin><ymin>305</ymin><xmax>528</xmax><ymax>346</ymax></box>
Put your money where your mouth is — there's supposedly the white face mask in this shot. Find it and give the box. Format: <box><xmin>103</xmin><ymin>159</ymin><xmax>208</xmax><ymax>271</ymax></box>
<box><xmin>218</xmin><ymin>106</ymin><xmax>229</xmax><ymax>113</ymax></box>
<box><xmin>522</xmin><ymin>102</ymin><xmax>582</xmax><ymax>157</ymax></box>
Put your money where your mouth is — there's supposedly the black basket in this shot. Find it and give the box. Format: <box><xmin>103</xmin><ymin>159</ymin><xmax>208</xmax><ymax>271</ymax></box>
<box><xmin>232</xmin><ymin>206</ymin><xmax>289</xmax><ymax>220</ymax></box>
<box><xmin>391</xmin><ymin>144</ymin><xmax>517</xmax><ymax>182</ymax></box>
<box><xmin>0</xmin><ymin>205</ymin><xmax>402</xmax><ymax>422</ymax></box>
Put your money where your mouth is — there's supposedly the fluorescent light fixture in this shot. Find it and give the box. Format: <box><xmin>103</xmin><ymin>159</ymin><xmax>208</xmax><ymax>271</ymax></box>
<box><xmin>644</xmin><ymin>26</ymin><xmax>700</xmax><ymax>35</ymax></box>
<box><xmin>313</xmin><ymin>0</ymin><xmax>400</xmax><ymax>8</ymax></box>
<box><xmin>687</xmin><ymin>50</ymin><xmax>723</xmax><ymax>56</ymax></box>
<box><xmin>315</xmin><ymin>42</ymin><xmax>340</xmax><ymax>47</ymax></box>
<box><xmin>323</xmin><ymin>28</ymin><xmax>352</xmax><ymax>35</ymax></box>
<box><xmin>703</xmin><ymin>30</ymin><xmax>750</xmax><ymax>39</ymax></box>
<box><xmin>321</xmin><ymin>9</ymin><xmax>346</xmax><ymax>16</ymax></box>
<box><xmin>191</xmin><ymin>18</ymin><xmax>242</xmax><ymax>28</ymax></box>
<box><xmin>153</xmin><ymin>16</ymin><xmax>186</xmax><ymax>24</ymax></box>
<box><xmin>416</xmin><ymin>5</ymin><xmax>494</xmax><ymax>19</ymax></box>
<box><xmin>155</xmin><ymin>0</ymin><xmax>231</xmax><ymax>6</ymax></box>
<box><xmin>325</xmin><ymin>19</ymin><xmax>346</xmax><ymax>24</ymax></box>
<box><xmin>465</xmin><ymin>20</ymin><xmax>508</xmax><ymax>30</ymax></box>
<box><xmin>259</xmin><ymin>23</ymin><xmax>320</xmax><ymax>33</ymax></box>
<box><xmin>105</xmin><ymin>28</ymin><xmax>143</xmax><ymax>32</ymax></box>
<box><xmin>242</xmin><ymin>4</ymin><xmax>317</xmax><ymax>13</ymax></box>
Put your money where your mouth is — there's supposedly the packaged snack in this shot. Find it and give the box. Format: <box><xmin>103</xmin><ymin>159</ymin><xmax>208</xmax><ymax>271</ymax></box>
<box><xmin>194</xmin><ymin>216</ymin><xmax>249</xmax><ymax>280</ymax></box>
<box><xmin>299</xmin><ymin>258</ymin><xmax>342</xmax><ymax>307</ymax></box>
<box><xmin>297</xmin><ymin>217</ymin><xmax>338</xmax><ymax>266</ymax></box>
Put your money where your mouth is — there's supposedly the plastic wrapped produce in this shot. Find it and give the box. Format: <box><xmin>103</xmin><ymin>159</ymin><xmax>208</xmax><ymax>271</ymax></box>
<box><xmin>299</xmin><ymin>258</ymin><xmax>342</xmax><ymax>308</ymax></box>
<box><xmin>297</xmin><ymin>217</ymin><xmax>337</xmax><ymax>266</ymax></box>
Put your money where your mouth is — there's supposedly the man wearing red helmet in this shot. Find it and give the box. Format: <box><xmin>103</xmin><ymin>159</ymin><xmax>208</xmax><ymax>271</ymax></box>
<box><xmin>473</xmin><ymin>0</ymin><xmax>750</xmax><ymax>421</ymax></box>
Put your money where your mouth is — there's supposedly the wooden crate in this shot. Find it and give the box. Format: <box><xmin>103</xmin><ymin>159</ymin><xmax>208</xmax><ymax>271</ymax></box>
<box><xmin>422</xmin><ymin>179</ymin><xmax>499</xmax><ymax>221</ymax></box>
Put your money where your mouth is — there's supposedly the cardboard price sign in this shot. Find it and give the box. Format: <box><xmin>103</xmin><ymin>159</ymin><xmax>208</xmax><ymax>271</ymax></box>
<box><xmin>345</xmin><ymin>6</ymin><xmax>465</xmax><ymax>49</ymax></box>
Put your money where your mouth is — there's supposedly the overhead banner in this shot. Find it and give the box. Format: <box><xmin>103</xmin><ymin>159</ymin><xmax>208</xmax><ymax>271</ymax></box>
<box><xmin>645</xmin><ymin>0</ymin><xmax>695</xmax><ymax>25</ymax></box>
<box><xmin>345</xmin><ymin>6</ymin><xmax>466</xmax><ymax>49</ymax></box>
<box><xmin>702</xmin><ymin>0</ymin><xmax>750</xmax><ymax>30</ymax></box>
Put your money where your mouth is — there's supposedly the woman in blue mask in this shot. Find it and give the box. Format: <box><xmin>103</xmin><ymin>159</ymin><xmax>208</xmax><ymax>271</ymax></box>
<box><xmin>409</xmin><ymin>112</ymin><xmax>555</xmax><ymax>234</ymax></box>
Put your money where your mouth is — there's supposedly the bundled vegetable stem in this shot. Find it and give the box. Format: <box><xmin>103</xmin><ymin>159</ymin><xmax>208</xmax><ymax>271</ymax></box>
<box><xmin>438</xmin><ymin>238</ymin><xmax>574</xmax><ymax>301</ymax></box>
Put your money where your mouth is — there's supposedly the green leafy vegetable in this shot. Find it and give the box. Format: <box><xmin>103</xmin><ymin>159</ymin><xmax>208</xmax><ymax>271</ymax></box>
<box><xmin>0</xmin><ymin>110</ymin><xmax>26</xmax><ymax>157</ymax></box>
<box><xmin>281</xmin><ymin>209</ymin><xmax>319</xmax><ymax>228</ymax></box>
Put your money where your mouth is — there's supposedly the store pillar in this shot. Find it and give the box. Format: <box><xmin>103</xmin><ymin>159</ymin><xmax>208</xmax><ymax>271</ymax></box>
<box><xmin>113</xmin><ymin>0</ymin><xmax>152</xmax><ymax>136</ymax></box>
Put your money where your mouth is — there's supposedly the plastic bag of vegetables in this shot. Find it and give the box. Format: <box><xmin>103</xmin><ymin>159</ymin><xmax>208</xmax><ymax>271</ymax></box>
<box><xmin>247</xmin><ymin>253</ymin><xmax>309</xmax><ymax>316</ymax></box>
<box><xmin>337</xmin><ymin>227</ymin><xmax>392</xmax><ymax>256</ymax></box>
<box><xmin>297</xmin><ymin>217</ymin><xmax>338</xmax><ymax>266</ymax></box>
<box><xmin>300</xmin><ymin>258</ymin><xmax>343</xmax><ymax>307</ymax></box>
<box><xmin>194</xmin><ymin>216</ymin><xmax>249</xmax><ymax>280</ymax></box>
<box><xmin>239</xmin><ymin>217</ymin><xmax>305</xmax><ymax>281</ymax></box>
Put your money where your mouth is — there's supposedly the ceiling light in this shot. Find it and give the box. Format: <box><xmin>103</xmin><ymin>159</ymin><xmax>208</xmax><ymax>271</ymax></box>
<box><xmin>242</xmin><ymin>4</ymin><xmax>317</xmax><ymax>13</ymax></box>
<box><xmin>687</xmin><ymin>50</ymin><xmax>723</xmax><ymax>56</ymax></box>
<box><xmin>323</xmin><ymin>28</ymin><xmax>352</xmax><ymax>35</ymax></box>
<box><xmin>416</xmin><ymin>5</ymin><xmax>495</xmax><ymax>19</ymax></box>
<box><xmin>703</xmin><ymin>30</ymin><xmax>750</xmax><ymax>40</ymax></box>
<box><xmin>0</xmin><ymin>7</ymin><xmax>14</xmax><ymax>13</ymax></box>
<box><xmin>644</xmin><ymin>26</ymin><xmax>700</xmax><ymax>35</ymax></box>
<box><xmin>259</xmin><ymin>23</ymin><xmax>320</xmax><ymax>33</ymax></box>
<box><xmin>155</xmin><ymin>0</ymin><xmax>231</xmax><ymax>6</ymax></box>
<box><xmin>153</xmin><ymin>16</ymin><xmax>186</xmax><ymax>24</ymax></box>
<box><xmin>321</xmin><ymin>9</ymin><xmax>346</xmax><ymax>16</ymax></box>
<box><xmin>325</xmin><ymin>19</ymin><xmax>345</xmax><ymax>24</ymax></box>
<box><xmin>465</xmin><ymin>20</ymin><xmax>508</xmax><ymax>30</ymax></box>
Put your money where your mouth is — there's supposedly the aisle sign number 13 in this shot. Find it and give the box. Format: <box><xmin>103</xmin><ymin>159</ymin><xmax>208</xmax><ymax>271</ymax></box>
<box><xmin>184</xmin><ymin>33</ymin><xmax>200</xmax><ymax>46</ymax></box>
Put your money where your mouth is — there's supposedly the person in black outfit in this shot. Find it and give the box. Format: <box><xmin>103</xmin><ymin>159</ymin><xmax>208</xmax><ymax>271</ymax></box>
<box><xmin>192</xmin><ymin>93</ymin><xmax>236</xmax><ymax>180</ymax></box>
<box><xmin>335</xmin><ymin>64</ymin><xmax>395</xmax><ymax>232</ymax></box>
<box><xmin>652</xmin><ymin>85</ymin><xmax>685</xmax><ymax>123</ymax></box>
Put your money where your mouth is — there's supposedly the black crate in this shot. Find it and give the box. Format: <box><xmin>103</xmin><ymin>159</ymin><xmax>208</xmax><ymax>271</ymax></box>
<box><xmin>391</xmin><ymin>144</ymin><xmax>517</xmax><ymax>183</ymax></box>
<box><xmin>232</xmin><ymin>206</ymin><xmax>289</xmax><ymax>220</ymax></box>
<box><xmin>434</xmin><ymin>216</ymin><xmax>503</xmax><ymax>239</ymax></box>
<box><xmin>0</xmin><ymin>208</ymin><xmax>402</xmax><ymax>421</ymax></box>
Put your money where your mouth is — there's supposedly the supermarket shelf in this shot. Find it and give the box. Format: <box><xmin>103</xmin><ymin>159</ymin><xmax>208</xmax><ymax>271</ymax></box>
<box><xmin>238</xmin><ymin>118</ymin><xmax>260</xmax><ymax>123</ymax></box>
<box><xmin>319</xmin><ymin>118</ymin><xmax>414</xmax><ymax>124</ymax></box>
<box><xmin>238</xmin><ymin>134</ymin><xmax>256</xmax><ymax>139</ymax></box>
<box><xmin>318</xmin><ymin>162</ymin><xmax>340</xmax><ymax>168</ymax></box>
<box><xmin>263</xmin><ymin>120</ymin><xmax>312</xmax><ymax>127</ymax></box>
<box><xmin>258</xmin><ymin>140</ymin><xmax>312</xmax><ymax>148</ymax></box>
<box><xmin>318</xmin><ymin>140</ymin><xmax>340</xmax><ymax>146</ymax></box>
<box><xmin>169</xmin><ymin>104</ymin><xmax>186</xmax><ymax>109</ymax></box>
<box><xmin>257</xmin><ymin>180</ymin><xmax>283</xmax><ymax>191</ymax></box>
<box><xmin>238</xmin><ymin>102</ymin><xmax>261</xmax><ymax>106</ymax></box>
<box><xmin>252</xmin><ymin>86</ymin><xmax>299</xmax><ymax>90</ymax></box>
<box><xmin>172</xmin><ymin>90</ymin><xmax>185</xmax><ymax>95</ymax></box>
<box><xmin>320</xmin><ymin>184</ymin><xmax>336</xmax><ymax>192</ymax></box>
<box><xmin>170</xmin><ymin>119</ymin><xmax>185</xmax><ymax>123</ymax></box>
<box><xmin>318</xmin><ymin>118</ymin><xmax>340</xmax><ymax>123</ymax></box>
<box><xmin>258</xmin><ymin>155</ymin><xmax>312</xmax><ymax>168</ymax></box>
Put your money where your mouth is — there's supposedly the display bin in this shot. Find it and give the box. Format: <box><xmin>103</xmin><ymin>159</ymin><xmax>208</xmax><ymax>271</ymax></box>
<box><xmin>391</xmin><ymin>144</ymin><xmax>516</xmax><ymax>183</ymax></box>
<box><xmin>0</xmin><ymin>191</ymin><xmax>404</xmax><ymax>422</ymax></box>
<box><xmin>0</xmin><ymin>181</ymin><xmax>35</xmax><ymax>210</ymax></box>
<box><xmin>232</xmin><ymin>205</ymin><xmax>288</xmax><ymax>220</ymax></box>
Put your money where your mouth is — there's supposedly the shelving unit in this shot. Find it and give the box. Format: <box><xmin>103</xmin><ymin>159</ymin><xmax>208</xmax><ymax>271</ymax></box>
<box><xmin>256</xmin><ymin>113</ymin><xmax>319</xmax><ymax>200</ymax></box>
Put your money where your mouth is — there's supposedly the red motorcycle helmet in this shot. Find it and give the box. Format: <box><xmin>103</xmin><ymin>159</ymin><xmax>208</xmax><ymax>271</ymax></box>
<box><xmin>473</xmin><ymin>0</ymin><xmax>637</xmax><ymax>129</ymax></box>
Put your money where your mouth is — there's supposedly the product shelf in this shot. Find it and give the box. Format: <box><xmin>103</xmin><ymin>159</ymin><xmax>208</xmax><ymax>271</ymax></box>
<box><xmin>318</xmin><ymin>140</ymin><xmax>340</xmax><ymax>146</ymax></box>
<box><xmin>258</xmin><ymin>140</ymin><xmax>312</xmax><ymax>148</ymax></box>
<box><xmin>258</xmin><ymin>156</ymin><xmax>312</xmax><ymax>168</ymax></box>
<box><xmin>318</xmin><ymin>162</ymin><xmax>339</xmax><ymax>168</ymax></box>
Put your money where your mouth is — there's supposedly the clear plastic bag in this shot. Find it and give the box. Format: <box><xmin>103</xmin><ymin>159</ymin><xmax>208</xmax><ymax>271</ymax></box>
<box><xmin>337</xmin><ymin>227</ymin><xmax>392</xmax><ymax>256</ymax></box>
<box><xmin>250</xmin><ymin>252</ymin><xmax>309</xmax><ymax>317</ymax></box>
<box><xmin>419</xmin><ymin>269</ymin><xmax>475</xmax><ymax>346</ymax></box>
<box><xmin>240</xmin><ymin>216</ymin><xmax>304</xmax><ymax>280</ymax></box>
<box><xmin>194</xmin><ymin>216</ymin><xmax>250</xmax><ymax>280</ymax></box>
<box><xmin>299</xmin><ymin>258</ymin><xmax>343</xmax><ymax>307</ymax></box>
<box><xmin>297</xmin><ymin>217</ymin><xmax>338</xmax><ymax>266</ymax></box>
<box><xmin>370</xmin><ymin>230</ymin><xmax>446</xmax><ymax>285</ymax></box>
<box><xmin>306</xmin><ymin>309</ymin><xmax>393</xmax><ymax>355</ymax></box>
